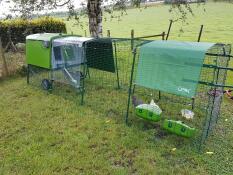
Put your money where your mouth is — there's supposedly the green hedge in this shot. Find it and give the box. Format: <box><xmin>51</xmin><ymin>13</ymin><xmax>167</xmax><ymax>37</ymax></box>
<box><xmin>0</xmin><ymin>17</ymin><xmax>67</xmax><ymax>48</ymax></box>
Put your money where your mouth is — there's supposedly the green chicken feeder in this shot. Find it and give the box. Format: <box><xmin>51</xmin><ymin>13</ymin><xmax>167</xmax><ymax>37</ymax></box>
<box><xmin>163</xmin><ymin>119</ymin><xmax>196</xmax><ymax>138</ymax></box>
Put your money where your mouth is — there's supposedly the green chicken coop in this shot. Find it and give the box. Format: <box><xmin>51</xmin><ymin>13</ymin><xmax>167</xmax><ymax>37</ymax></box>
<box><xmin>26</xmin><ymin>33</ymin><xmax>118</xmax><ymax>104</ymax></box>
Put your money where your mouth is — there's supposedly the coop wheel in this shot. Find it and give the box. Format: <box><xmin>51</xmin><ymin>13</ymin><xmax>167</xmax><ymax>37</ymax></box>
<box><xmin>41</xmin><ymin>79</ymin><xmax>52</xmax><ymax>90</ymax></box>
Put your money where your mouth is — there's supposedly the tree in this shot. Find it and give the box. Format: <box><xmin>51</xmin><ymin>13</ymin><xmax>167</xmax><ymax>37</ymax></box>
<box><xmin>87</xmin><ymin>0</ymin><xmax>103</xmax><ymax>37</ymax></box>
<box><xmin>9</xmin><ymin>0</ymin><xmax>204</xmax><ymax>37</ymax></box>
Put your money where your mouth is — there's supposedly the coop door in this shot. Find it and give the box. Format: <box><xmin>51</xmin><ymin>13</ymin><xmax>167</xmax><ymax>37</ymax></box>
<box><xmin>62</xmin><ymin>45</ymin><xmax>84</xmax><ymax>66</ymax></box>
<box><xmin>52</xmin><ymin>46</ymin><xmax>63</xmax><ymax>69</ymax></box>
<box><xmin>52</xmin><ymin>45</ymin><xmax>84</xmax><ymax>69</ymax></box>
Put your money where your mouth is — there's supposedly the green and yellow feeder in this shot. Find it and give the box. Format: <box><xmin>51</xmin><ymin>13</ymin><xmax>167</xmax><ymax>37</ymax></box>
<box><xmin>135</xmin><ymin>103</ymin><xmax>162</xmax><ymax>122</ymax></box>
<box><xmin>163</xmin><ymin>119</ymin><xmax>196</xmax><ymax>138</ymax></box>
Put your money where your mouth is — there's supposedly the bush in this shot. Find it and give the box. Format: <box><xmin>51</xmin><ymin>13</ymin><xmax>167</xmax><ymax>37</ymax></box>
<box><xmin>0</xmin><ymin>17</ymin><xmax>67</xmax><ymax>48</ymax></box>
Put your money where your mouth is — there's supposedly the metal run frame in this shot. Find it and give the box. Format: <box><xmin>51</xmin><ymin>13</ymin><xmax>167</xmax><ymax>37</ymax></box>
<box><xmin>125</xmin><ymin>43</ymin><xmax>233</xmax><ymax>149</ymax></box>
<box><xmin>27</xmin><ymin>37</ymin><xmax>122</xmax><ymax>105</ymax></box>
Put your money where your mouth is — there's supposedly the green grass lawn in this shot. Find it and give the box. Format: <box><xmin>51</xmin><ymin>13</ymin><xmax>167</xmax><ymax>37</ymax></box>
<box><xmin>1</xmin><ymin>2</ymin><xmax>233</xmax><ymax>175</ymax></box>
<box><xmin>1</xmin><ymin>75</ymin><xmax>233</xmax><ymax>174</ymax></box>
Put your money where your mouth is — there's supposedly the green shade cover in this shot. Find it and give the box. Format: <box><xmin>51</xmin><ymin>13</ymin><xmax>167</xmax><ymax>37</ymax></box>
<box><xmin>85</xmin><ymin>38</ymin><xmax>115</xmax><ymax>73</ymax></box>
<box><xmin>135</xmin><ymin>40</ymin><xmax>215</xmax><ymax>98</ymax></box>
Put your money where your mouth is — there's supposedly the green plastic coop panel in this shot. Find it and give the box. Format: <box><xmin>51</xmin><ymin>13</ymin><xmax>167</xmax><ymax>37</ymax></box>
<box><xmin>135</xmin><ymin>40</ymin><xmax>216</xmax><ymax>98</ymax></box>
<box><xmin>26</xmin><ymin>33</ymin><xmax>63</xmax><ymax>69</ymax></box>
<box><xmin>85</xmin><ymin>38</ymin><xmax>115</xmax><ymax>73</ymax></box>
<box><xmin>26</xmin><ymin>34</ymin><xmax>116</xmax><ymax>73</ymax></box>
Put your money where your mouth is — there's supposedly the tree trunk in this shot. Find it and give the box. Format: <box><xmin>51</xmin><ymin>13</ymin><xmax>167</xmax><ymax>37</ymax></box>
<box><xmin>87</xmin><ymin>0</ymin><xmax>103</xmax><ymax>38</ymax></box>
<box><xmin>0</xmin><ymin>38</ymin><xmax>9</xmax><ymax>77</ymax></box>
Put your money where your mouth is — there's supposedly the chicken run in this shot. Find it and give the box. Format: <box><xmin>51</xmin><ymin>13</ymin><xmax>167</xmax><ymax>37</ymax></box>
<box><xmin>26</xmin><ymin>33</ymin><xmax>233</xmax><ymax>150</ymax></box>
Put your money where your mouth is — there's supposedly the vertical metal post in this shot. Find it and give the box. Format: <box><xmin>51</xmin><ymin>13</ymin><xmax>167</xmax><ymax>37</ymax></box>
<box><xmin>80</xmin><ymin>44</ymin><xmax>88</xmax><ymax>105</ymax></box>
<box><xmin>126</xmin><ymin>48</ymin><xmax>137</xmax><ymax>125</ymax></box>
<box><xmin>113</xmin><ymin>41</ymin><xmax>120</xmax><ymax>89</ymax></box>
<box><xmin>132</xmin><ymin>84</ymin><xmax>136</xmax><ymax>94</ymax></box>
<box><xmin>131</xmin><ymin>29</ymin><xmax>134</xmax><ymax>51</ymax></box>
<box><xmin>107</xmin><ymin>30</ymin><xmax>111</xmax><ymax>37</ymax></box>
<box><xmin>80</xmin><ymin>81</ymin><xmax>85</xmax><ymax>105</ymax></box>
<box><xmin>166</xmin><ymin>20</ymin><xmax>173</xmax><ymax>40</ymax></box>
<box><xmin>191</xmin><ymin>97</ymin><xmax>195</xmax><ymax>110</ymax></box>
<box><xmin>84</xmin><ymin>30</ymin><xmax>87</xmax><ymax>37</ymax></box>
<box><xmin>159</xmin><ymin>32</ymin><xmax>165</xmax><ymax>99</ymax></box>
<box><xmin>27</xmin><ymin>65</ymin><xmax>30</xmax><ymax>84</ymax></box>
<box><xmin>197</xmin><ymin>25</ymin><xmax>204</xmax><ymax>42</ymax></box>
<box><xmin>80</xmin><ymin>84</ymin><xmax>85</xmax><ymax>105</ymax></box>
<box><xmin>162</xmin><ymin>32</ymin><xmax>165</xmax><ymax>40</ymax></box>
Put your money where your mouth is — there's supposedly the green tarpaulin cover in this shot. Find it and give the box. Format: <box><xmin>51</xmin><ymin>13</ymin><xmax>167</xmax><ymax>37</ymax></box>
<box><xmin>135</xmin><ymin>40</ymin><xmax>215</xmax><ymax>98</ymax></box>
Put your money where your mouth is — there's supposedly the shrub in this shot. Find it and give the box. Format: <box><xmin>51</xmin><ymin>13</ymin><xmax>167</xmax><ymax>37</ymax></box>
<box><xmin>0</xmin><ymin>17</ymin><xmax>67</xmax><ymax>48</ymax></box>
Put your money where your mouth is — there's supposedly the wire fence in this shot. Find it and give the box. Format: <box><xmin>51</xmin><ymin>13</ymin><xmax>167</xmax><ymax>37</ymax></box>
<box><xmin>1</xmin><ymin>22</ymin><xmax>232</xmax><ymax>150</ymax></box>
<box><xmin>125</xmin><ymin>42</ymin><xmax>232</xmax><ymax>149</ymax></box>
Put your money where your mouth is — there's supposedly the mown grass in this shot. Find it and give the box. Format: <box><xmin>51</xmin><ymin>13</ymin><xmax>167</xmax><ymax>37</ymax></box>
<box><xmin>1</xmin><ymin>2</ymin><xmax>233</xmax><ymax>175</ymax></box>
<box><xmin>0</xmin><ymin>73</ymin><xmax>233</xmax><ymax>174</ymax></box>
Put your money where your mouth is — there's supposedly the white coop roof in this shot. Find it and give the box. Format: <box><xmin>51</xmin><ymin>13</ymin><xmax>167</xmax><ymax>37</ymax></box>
<box><xmin>26</xmin><ymin>33</ymin><xmax>60</xmax><ymax>41</ymax></box>
<box><xmin>53</xmin><ymin>36</ymin><xmax>93</xmax><ymax>47</ymax></box>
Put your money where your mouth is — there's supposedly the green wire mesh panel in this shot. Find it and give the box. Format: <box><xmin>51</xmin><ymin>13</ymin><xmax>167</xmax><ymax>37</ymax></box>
<box><xmin>27</xmin><ymin>64</ymin><xmax>85</xmax><ymax>104</ymax></box>
<box><xmin>199</xmin><ymin>44</ymin><xmax>232</xmax><ymax>145</ymax></box>
<box><xmin>85</xmin><ymin>38</ymin><xmax>115</xmax><ymax>73</ymax></box>
<box><xmin>28</xmin><ymin>65</ymin><xmax>84</xmax><ymax>88</ymax></box>
<box><xmin>84</xmin><ymin>38</ymin><xmax>146</xmax><ymax>90</ymax></box>
<box><xmin>127</xmin><ymin>42</ymin><xmax>231</xmax><ymax>149</ymax></box>
<box><xmin>77</xmin><ymin>38</ymin><xmax>146</xmax><ymax>115</ymax></box>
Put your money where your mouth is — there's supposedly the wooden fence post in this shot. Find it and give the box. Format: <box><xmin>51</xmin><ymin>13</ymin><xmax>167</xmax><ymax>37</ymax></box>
<box><xmin>0</xmin><ymin>38</ymin><xmax>9</xmax><ymax>76</ymax></box>
<box><xmin>131</xmin><ymin>29</ymin><xmax>134</xmax><ymax>51</ymax></box>
<box><xmin>107</xmin><ymin>30</ymin><xmax>111</xmax><ymax>37</ymax></box>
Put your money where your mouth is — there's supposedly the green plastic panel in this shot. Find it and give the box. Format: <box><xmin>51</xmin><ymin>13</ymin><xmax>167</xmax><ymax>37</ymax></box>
<box><xmin>136</xmin><ymin>40</ymin><xmax>215</xmax><ymax>98</ymax></box>
<box><xmin>135</xmin><ymin>104</ymin><xmax>161</xmax><ymax>122</ymax></box>
<box><xmin>163</xmin><ymin>119</ymin><xmax>196</xmax><ymax>138</ymax></box>
<box><xmin>85</xmin><ymin>38</ymin><xmax>115</xmax><ymax>73</ymax></box>
<box><xmin>26</xmin><ymin>40</ymin><xmax>51</xmax><ymax>69</ymax></box>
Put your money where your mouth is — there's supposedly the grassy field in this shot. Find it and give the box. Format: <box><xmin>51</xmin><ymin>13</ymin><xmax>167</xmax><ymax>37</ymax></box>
<box><xmin>66</xmin><ymin>1</ymin><xmax>233</xmax><ymax>85</ymax></box>
<box><xmin>1</xmin><ymin>2</ymin><xmax>233</xmax><ymax>175</ymax></box>
<box><xmin>66</xmin><ymin>2</ymin><xmax>233</xmax><ymax>43</ymax></box>
<box><xmin>1</xmin><ymin>73</ymin><xmax>233</xmax><ymax>175</ymax></box>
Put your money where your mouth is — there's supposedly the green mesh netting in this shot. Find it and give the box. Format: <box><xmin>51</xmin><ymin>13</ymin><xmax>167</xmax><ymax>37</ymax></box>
<box><xmin>135</xmin><ymin>40</ymin><xmax>215</xmax><ymax>98</ymax></box>
<box><xmin>85</xmin><ymin>38</ymin><xmax>115</xmax><ymax>73</ymax></box>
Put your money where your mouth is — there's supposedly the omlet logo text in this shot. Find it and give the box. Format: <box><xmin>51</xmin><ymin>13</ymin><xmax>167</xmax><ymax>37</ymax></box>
<box><xmin>178</xmin><ymin>87</ymin><xmax>191</xmax><ymax>94</ymax></box>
